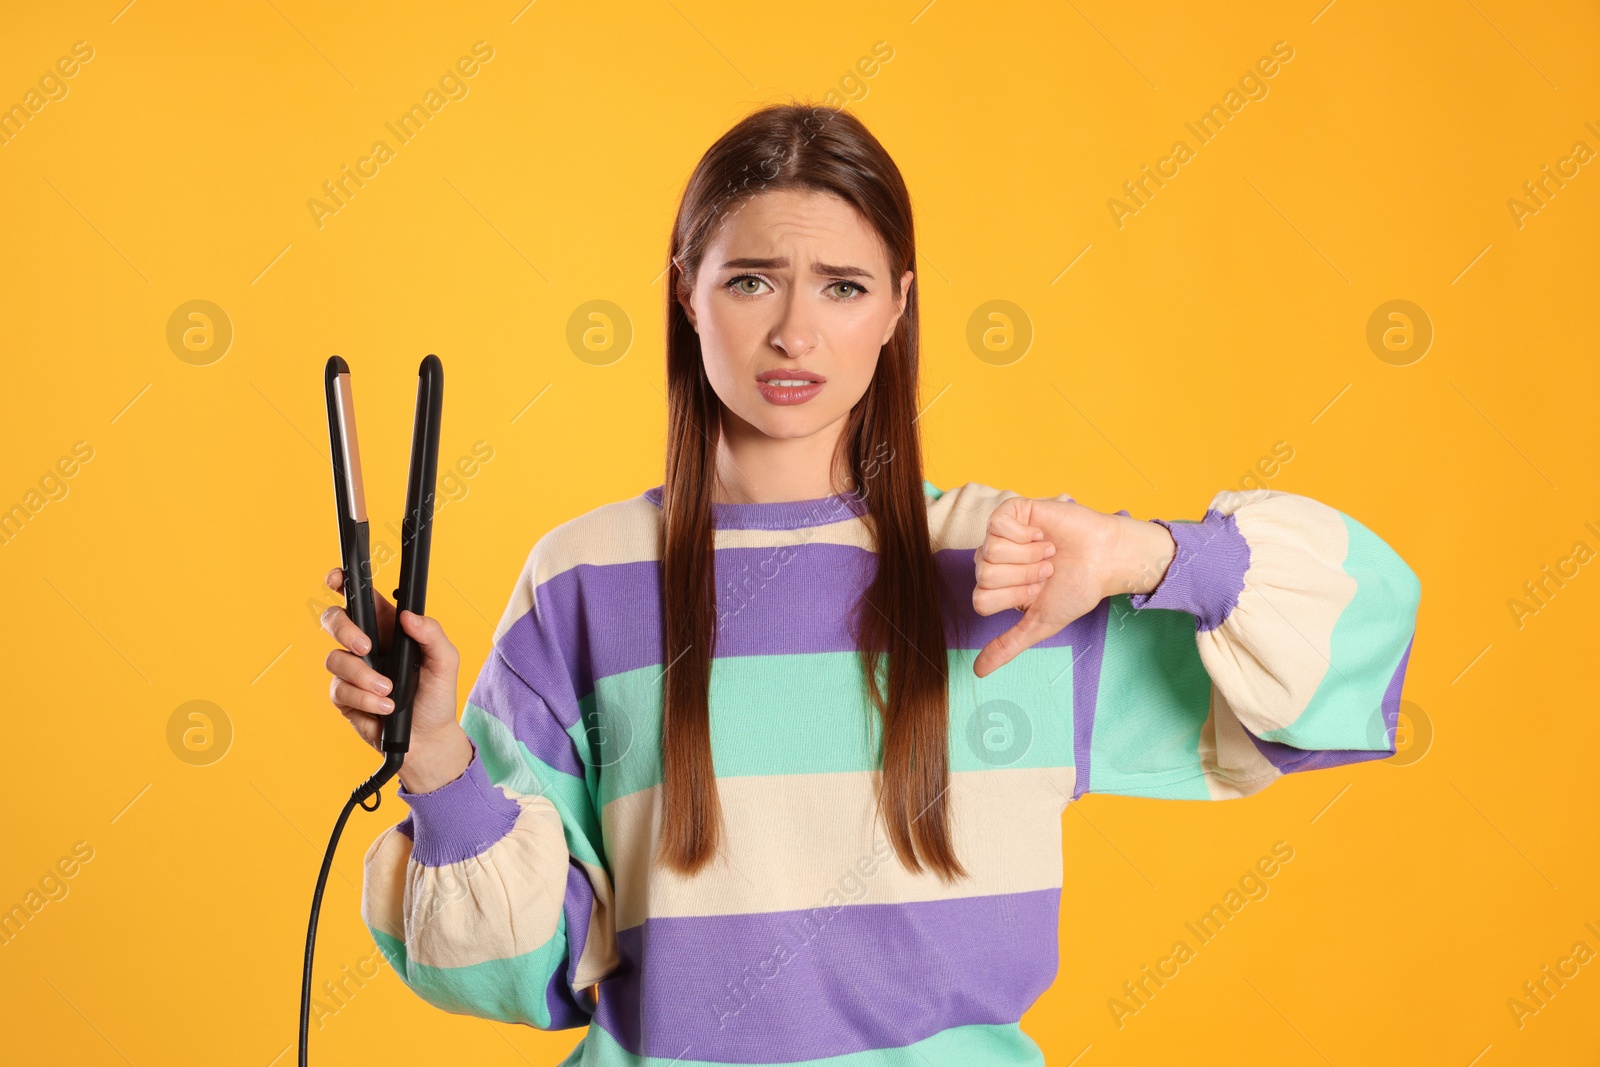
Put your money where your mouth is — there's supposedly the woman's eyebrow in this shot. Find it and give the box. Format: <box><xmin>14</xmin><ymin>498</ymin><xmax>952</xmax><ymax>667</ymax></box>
<box><xmin>719</xmin><ymin>256</ymin><xmax>875</xmax><ymax>280</ymax></box>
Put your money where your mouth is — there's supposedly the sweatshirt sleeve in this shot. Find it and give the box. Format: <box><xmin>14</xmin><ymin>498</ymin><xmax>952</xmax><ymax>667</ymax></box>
<box><xmin>360</xmin><ymin>539</ymin><xmax>619</xmax><ymax>1028</ymax></box>
<box><xmin>1083</xmin><ymin>488</ymin><xmax>1421</xmax><ymax>800</ymax></box>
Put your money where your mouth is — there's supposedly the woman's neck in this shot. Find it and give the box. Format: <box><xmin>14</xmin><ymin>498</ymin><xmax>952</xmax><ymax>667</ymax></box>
<box><xmin>711</xmin><ymin>416</ymin><xmax>854</xmax><ymax>505</ymax></box>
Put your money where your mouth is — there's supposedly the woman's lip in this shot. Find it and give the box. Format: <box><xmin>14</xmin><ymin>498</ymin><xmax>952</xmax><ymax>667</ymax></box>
<box><xmin>755</xmin><ymin>371</ymin><xmax>827</xmax><ymax>383</ymax></box>
<box><xmin>756</xmin><ymin>380</ymin><xmax>825</xmax><ymax>405</ymax></box>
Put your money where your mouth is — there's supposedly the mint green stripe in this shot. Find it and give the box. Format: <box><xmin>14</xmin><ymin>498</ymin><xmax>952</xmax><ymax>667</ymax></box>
<box><xmin>1089</xmin><ymin>594</ymin><xmax>1212</xmax><ymax>794</ymax></box>
<box><xmin>922</xmin><ymin>479</ymin><xmax>944</xmax><ymax>501</ymax></box>
<box><xmin>1086</xmin><ymin>769</ymin><xmax>1214</xmax><ymax>800</ymax></box>
<box><xmin>561</xmin><ymin>1019</ymin><xmax>1042</xmax><ymax>1066</ymax></box>
<box><xmin>594</xmin><ymin>647</ymin><xmax>1076</xmax><ymax>805</ymax></box>
<box><xmin>371</xmin><ymin>924</ymin><xmax>564</xmax><ymax>1029</ymax></box>
<box><xmin>461</xmin><ymin>701</ymin><xmax>606</xmax><ymax>870</ymax></box>
<box><xmin>1256</xmin><ymin>511</ymin><xmax>1420</xmax><ymax>750</ymax></box>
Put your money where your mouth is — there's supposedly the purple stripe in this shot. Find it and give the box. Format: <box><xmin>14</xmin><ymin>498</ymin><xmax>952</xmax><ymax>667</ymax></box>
<box><xmin>1128</xmin><ymin>510</ymin><xmax>1251</xmax><ymax>632</ymax></box>
<box><xmin>542</xmin><ymin>861</ymin><xmax>599</xmax><ymax>1028</ymax></box>
<box><xmin>643</xmin><ymin>484</ymin><xmax>870</xmax><ymax>531</ymax></box>
<box><xmin>562</xmin><ymin>860</ymin><xmax>595</xmax><ymax>993</ymax></box>
<box><xmin>1069</xmin><ymin>598</ymin><xmax>1110</xmax><ymax>801</ymax></box>
<box><xmin>544</xmin><ymin>975</ymin><xmax>594</xmax><ymax>1030</ymax></box>
<box><xmin>592</xmin><ymin>888</ymin><xmax>1061</xmax><ymax>1062</ymax></box>
<box><xmin>491</xmin><ymin>566</ymin><xmax>595</xmax><ymax>730</ymax></box>
<box><xmin>712</xmin><ymin>543</ymin><xmax>878</xmax><ymax>654</ymax></box>
<box><xmin>396</xmin><ymin>747</ymin><xmax>521</xmax><ymax>866</ymax></box>
<box><xmin>494</xmin><ymin>559</ymin><xmax>669</xmax><ymax>723</ymax></box>
<box><xmin>468</xmin><ymin>647</ymin><xmax>585</xmax><ymax>777</ymax></box>
<box><xmin>505</xmin><ymin>544</ymin><xmax>1099</xmax><ymax>689</ymax></box>
<box><xmin>488</xmin><ymin>561</ymin><xmax>654</xmax><ymax>782</ymax></box>
<box><xmin>1246</xmin><ymin>633</ymin><xmax>1414</xmax><ymax>773</ymax></box>
<box><xmin>1382</xmin><ymin>633</ymin><xmax>1413</xmax><ymax>736</ymax></box>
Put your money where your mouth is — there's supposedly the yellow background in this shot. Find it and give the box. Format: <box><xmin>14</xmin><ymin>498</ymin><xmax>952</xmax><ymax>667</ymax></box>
<box><xmin>2</xmin><ymin>0</ymin><xmax>1596</xmax><ymax>1062</ymax></box>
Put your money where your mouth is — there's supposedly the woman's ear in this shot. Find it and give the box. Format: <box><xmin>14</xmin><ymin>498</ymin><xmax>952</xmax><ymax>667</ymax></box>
<box><xmin>675</xmin><ymin>266</ymin><xmax>698</xmax><ymax>332</ymax></box>
<box><xmin>882</xmin><ymin>269</ymin><xmax>914</xmax><ymax>344</ymax></box>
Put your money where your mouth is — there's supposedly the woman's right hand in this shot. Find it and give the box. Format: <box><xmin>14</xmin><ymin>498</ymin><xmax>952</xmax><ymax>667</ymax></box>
<box><xmin>321</xmin><ymin>567</ymin><xmax>474</xmax><ymax>794</ymax></box>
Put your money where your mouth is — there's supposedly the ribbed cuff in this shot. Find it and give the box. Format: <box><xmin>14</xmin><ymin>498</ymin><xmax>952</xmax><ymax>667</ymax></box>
<box><xmin>398</xmin><ymin>742</ymin><xmax>522</xmax><ymax>867</ymax></box>
<box><xmin>1128</xmin><ymin>510</ymin><xmax>1251</xmax><ymax>632</ymax></box>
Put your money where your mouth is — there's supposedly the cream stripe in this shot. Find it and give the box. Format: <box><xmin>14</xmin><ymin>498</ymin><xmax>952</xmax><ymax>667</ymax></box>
<box><xmin>364</xmin><ymin>796</ymin><xmax>622</xmax><ymax>980</ymax></box>
<box><xmin>1201</xmin><ymin>687</ymin><xmax>1283</xmax><ymax>800</ymax></box>
<box><xmin>1196</xmin><ymin>490</ymin><xmax>1355</xmax><ymax>735</ymax></box>
<box><xmin>360</xmin><ymin>822</ymin><xmax>412</xmax><ymax>944</ymax></box>
<box><xmin>402</xmin><ymin>794</ymin><xmax>574</xmax><ymax>970</ymax></box>
<box><xmin>603</xmin><ymin>765</ymin><xmax>1076</xmax><ymax>930</ymax></box>
<box><xmin>571</xmin><ymin>855</ymin><xmax>620</xmax><ymax>989</ymax></box>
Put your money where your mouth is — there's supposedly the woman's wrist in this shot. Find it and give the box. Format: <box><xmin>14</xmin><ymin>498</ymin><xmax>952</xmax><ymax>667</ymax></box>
<box><xmin>1101</xmin><ymin>513</ymin><xmax>1177</xmax><ymax>600</ymax></box>
<box><xmin>397</xmin><ymin>722</ymin><xmax>474</xmax><ymax>795</ymax></box>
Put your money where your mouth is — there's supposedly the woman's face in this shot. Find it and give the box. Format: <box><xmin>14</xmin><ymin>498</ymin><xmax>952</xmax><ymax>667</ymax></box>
<box><xmin>680</xmin><ymin>188</ymin><xmax>913</xmax><ymax>445</ymax></box>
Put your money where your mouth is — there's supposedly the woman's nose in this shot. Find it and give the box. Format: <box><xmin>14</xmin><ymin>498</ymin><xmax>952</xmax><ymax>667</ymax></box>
<box><xmin>768</xmin><ymin>294</ymin><xmax>819</xmax><ymax>356</ymax></box>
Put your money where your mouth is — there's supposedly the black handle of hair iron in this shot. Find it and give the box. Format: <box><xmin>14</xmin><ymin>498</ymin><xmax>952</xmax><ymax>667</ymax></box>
<box><xmin>382</xmin><ymin>353</ymin><xmax>443</xmax><ymax>757</ymax></box>
<box><xmin>303</xmin><ymin>354</ymin><xmax>443</xmax><ymax>1067</ymax></box>
<box><xmin>324</xmin><ymin>357</ymin><xmax>383</xmax><ymax>676</ymax></box>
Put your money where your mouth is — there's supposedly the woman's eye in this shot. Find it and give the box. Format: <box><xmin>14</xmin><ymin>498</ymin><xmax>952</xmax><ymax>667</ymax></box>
<box><xmin>830</xmin><ymin>281</ymin><xmax>866</xmax><ymax>299</ymax></box>
<box><xmin>726</xmin><ymin>275</ymin><xmax>767</xmax><ymax>295</ymax></box>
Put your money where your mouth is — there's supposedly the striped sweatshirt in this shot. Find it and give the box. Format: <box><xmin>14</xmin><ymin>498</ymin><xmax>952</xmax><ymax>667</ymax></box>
<box><xmin>360</xmin><ymin>480</ymin><xmax>1421</xmax><ymax>1065</ymax></box>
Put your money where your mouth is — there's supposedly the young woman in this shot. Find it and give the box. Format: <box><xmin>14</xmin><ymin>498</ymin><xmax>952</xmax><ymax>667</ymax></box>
<box><xmin>321</xmin><ymin>103</ymin><xmax>1420</xmax><ymax>1065</ymax></box>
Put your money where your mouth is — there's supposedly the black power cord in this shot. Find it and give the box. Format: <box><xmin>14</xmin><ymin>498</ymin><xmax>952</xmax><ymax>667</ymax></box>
<box><xmin>298</xmin><ymin>752</ymin><xmax>404</xmax><ymax>1065</ymax></box>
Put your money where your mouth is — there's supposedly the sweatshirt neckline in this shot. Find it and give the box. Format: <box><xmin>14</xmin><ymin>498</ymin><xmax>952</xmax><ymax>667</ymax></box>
<box><xmin>642</xmin><ymin>484</ymin><xmax>872</xmax><ymax>531</ymax></box>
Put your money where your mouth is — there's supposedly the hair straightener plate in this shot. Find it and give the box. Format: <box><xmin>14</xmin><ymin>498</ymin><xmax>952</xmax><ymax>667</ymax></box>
<box><xmin>300</xmin><ymin>354</ymin><xmax>444</xmax><ymax>1064</ymax></box>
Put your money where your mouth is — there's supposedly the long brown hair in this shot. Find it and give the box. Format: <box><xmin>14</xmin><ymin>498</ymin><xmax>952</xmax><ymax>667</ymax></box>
<box><xmin>658</xmin><ymin>102</ymin><xmax>967</xmax><ymax>882</ymax></box>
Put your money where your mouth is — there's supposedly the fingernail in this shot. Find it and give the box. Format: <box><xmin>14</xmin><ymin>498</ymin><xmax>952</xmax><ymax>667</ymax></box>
<box><xmin>1041</xmin><ymin>562</ymin><xmax>1054</xmax><ymax>577</ymax></box>
<box><xmin>1044</xmin><ymin>543</ymin><xmax>1056</xmax><ymax>556</ymax></box>
<box><xmin>356</xmin><ymin>637</ymin><xmax>371</xmax><ymax>654</ymax></box>
<box><xmin>380</xmin><ymin>697</ymin><xmax>394</xmax><ymax>711</ymax></box>
<box><xmin>376</xmin><ymin>677</ymin><xmax>391</xmax><ymax>694</ymax></box>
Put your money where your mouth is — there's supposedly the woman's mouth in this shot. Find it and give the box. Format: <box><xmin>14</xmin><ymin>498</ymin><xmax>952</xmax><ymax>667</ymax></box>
<box><xmin>755</xmin><ymin>373</ymin><xmax>825</xmax><ymax>405</ymax></box>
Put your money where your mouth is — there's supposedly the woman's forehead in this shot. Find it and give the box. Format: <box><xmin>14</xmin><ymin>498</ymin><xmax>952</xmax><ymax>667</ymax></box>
<box><xmin>705</xmin><ymin>191</ymin><xmax>884</xmax><ymax>269</ymax></box>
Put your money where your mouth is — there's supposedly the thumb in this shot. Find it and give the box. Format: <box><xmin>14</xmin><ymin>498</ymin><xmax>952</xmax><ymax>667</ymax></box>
<box><xmin>398</xmin><ymin>610</ymin><xmax>456</xmax><ymax>663</ymax></box>
<box><xmin>973</xmin><ymin>607</ymin><xmax>1059</xmax><ymax>678</ymax></box>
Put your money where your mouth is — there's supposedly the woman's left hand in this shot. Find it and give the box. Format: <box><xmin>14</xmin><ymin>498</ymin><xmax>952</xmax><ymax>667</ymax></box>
<box><xmin>970</xmin><ymin>496</ymin><xmax>1177</xmax><ymax>678</ymax></box>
